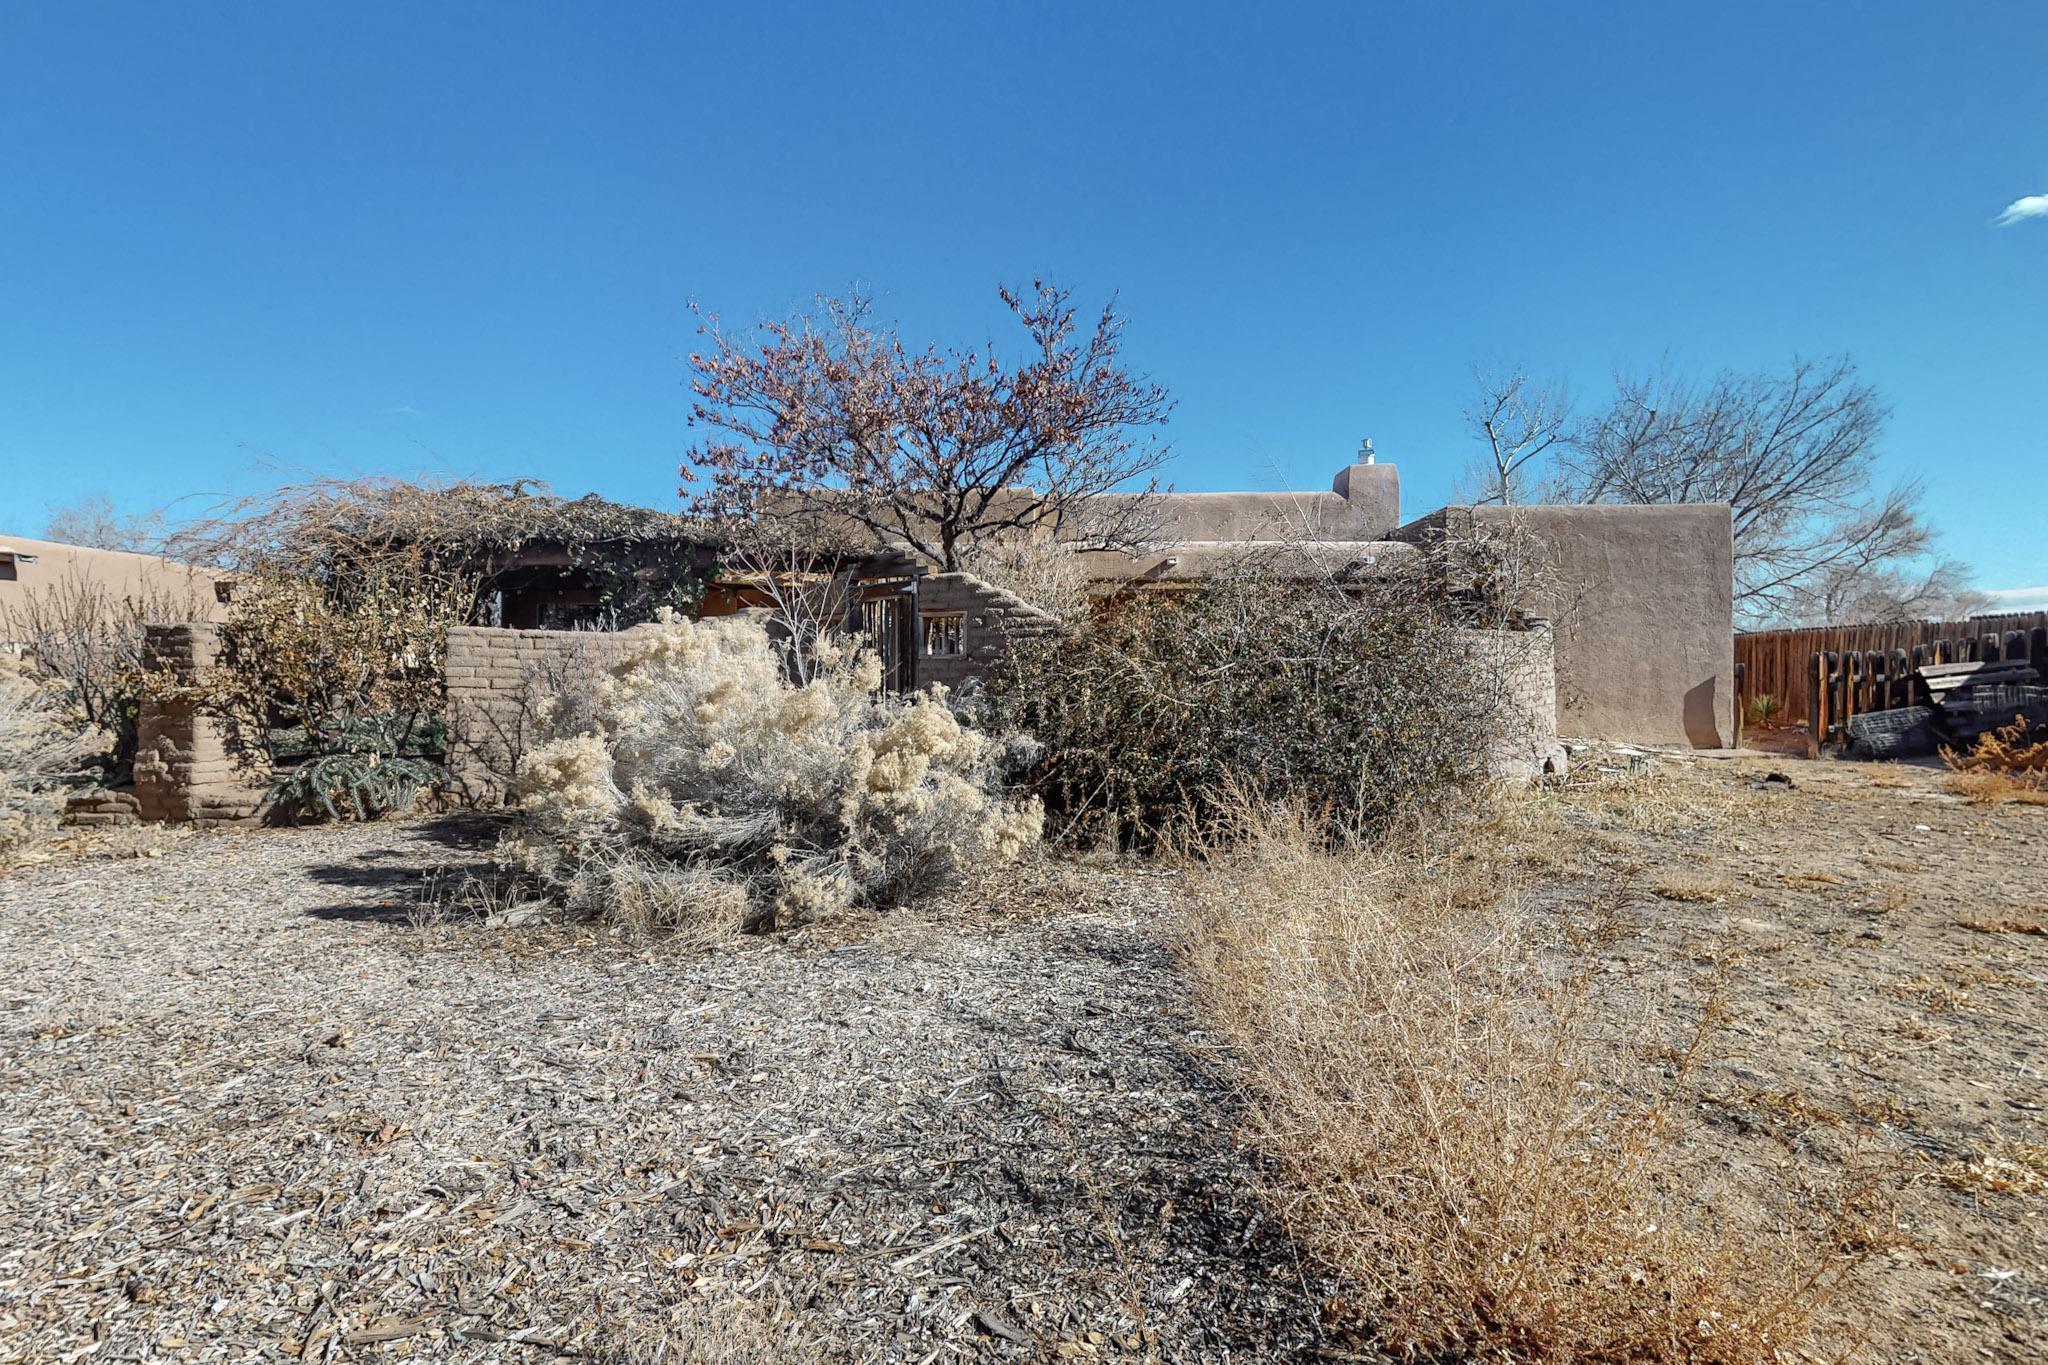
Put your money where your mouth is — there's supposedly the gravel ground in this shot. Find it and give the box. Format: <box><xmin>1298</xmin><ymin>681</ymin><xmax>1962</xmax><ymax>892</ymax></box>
<box><xmin>0</xmin><ymin>820</ymin><xmax>1336</xmax><ymax>1363</ymax></box>
<box><xmin>1533</xmin><ymin>752</ymin><xmax>2048</xmax><ymax>1362</ymax></box>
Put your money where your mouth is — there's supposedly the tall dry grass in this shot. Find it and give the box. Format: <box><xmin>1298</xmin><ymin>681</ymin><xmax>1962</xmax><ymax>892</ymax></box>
<box><xmin>1177</xmin><ymin>799</ymin><xmax>1877</xmax><ymax>1362</ymax></box>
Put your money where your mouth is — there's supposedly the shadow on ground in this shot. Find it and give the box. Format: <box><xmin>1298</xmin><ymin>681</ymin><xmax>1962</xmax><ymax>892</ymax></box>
<box><xmin>298</xmin><ymin>812</ymin><xmax>508</xmax><ymax>923</ymax></box>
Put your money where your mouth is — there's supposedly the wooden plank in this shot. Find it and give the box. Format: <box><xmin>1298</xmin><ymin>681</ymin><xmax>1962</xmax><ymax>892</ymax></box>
<box><xmin>1917</xmin><ymin>660</ymin><xmax>2033</xmax><ymax>680</ymax></box>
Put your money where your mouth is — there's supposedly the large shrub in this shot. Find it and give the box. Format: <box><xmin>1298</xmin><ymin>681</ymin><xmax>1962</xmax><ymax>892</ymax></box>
<box><xmin>1</xmin><ymin>654</ymin><xmax>102</xmax><ymax>867</ymax></box>
<box><xmin>189</xmin><ymin>568</ymin><xmax>470</xmax><ymax>821</ymax></box>
<box><xmin>506</xmin><ymin>614</ymin><xmax>1041</xmax><ymax>936</ymax></box>
<box><xmin>979</xmin><ymin>551</ymin><xmax>1530</xmax><ymax>847</ymax></box>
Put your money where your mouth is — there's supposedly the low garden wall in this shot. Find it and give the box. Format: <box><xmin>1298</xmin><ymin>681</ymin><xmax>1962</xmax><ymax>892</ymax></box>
<box><xmin>121</xmin><ymin>595</ymin><xmax>1561</xmax><ymax>823</ymax></box>
<box><xmin>1469</xmin><ymin>624</ymin><xmax>1564</xmax><ymax>781</ymax></box>
<box><xmin>443</xmin><ymin>624</ymin><xmax>653</xmax><ymax>804</ymax></box>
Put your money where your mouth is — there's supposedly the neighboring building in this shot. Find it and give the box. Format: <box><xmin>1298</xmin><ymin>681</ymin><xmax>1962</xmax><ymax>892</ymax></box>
<box><xmin>0</xmin><ymin>534</ymin><xmax>228</xmax><ymax>647</ymax></box>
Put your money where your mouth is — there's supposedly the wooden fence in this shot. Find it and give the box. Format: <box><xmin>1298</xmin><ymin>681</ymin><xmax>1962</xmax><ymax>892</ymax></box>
<box><xmin>1736</xmin><ymin>612</ymin><xmax>2048</xmax><ymax>733</ymax></box>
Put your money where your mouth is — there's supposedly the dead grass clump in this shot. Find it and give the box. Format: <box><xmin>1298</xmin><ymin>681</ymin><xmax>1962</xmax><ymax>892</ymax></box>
<box><xmin>1652</xmin><ymin>873</ymin><xmax>1734</xmax><ymax>903</ymax></box>
<box><xmin>1178</xmin><ymin>802</ymin><xmax>1872</xmax><ymax>1362</ymax></box>
<box><xmin>1562</xmin><ymin>763</ymin><xmax>1751</xmax><ymax>838</ymax></box>
<box><xmin>1956</xmin><ymin>908</ymin><xmax>2048</xmax><ymax>937</ymax></box>
<box><xmin>1935</xmin><ymin>1136</ymin><xmax>2048</xmax><ymax>1198</ymax></box>
<box><xmin>1945</xmin><ymin>770</ymin><xmax>2048</xmax><ymax>805</ymax></box>
<box><xmin>1943</xmin><ymin>716</ymin><xmax>2048</xmax><ymax>803</ymax></box>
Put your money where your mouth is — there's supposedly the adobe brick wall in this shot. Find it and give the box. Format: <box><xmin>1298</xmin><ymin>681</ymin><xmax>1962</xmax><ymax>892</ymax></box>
<box><xmin>915</xmin><ymin>572</ymin><xmax>1065</xmax><ymax>693</ymax></box>
<box><xmin>131</xmin><ymin>624</ymin><xmax>268</xmax><ymax>825</ymax></box>
<box><xmin>443</xmin><ymin>624</ymin><xmax>653</xmax><ymax>804</ymax></box>
<box><xmin>62</xmin><ymin>788</ymin><xmax>141</xmax><ymax>828</ymax></box>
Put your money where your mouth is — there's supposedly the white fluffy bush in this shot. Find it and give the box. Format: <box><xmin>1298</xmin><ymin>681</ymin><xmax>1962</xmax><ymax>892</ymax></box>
<box><xmin>507</xmin><ymin>614</ymin><xmax>1040</xmax><ymax>935</ymax></box>
<box><xmin>1</xmin><ymin>654</ymin><xmax>101</xmax><ymax>868</ymax></box>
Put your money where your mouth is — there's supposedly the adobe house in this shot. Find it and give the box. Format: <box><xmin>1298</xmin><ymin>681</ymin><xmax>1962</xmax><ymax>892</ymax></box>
<box><xmin>0</xmin><ymin>535</ymin><xmax>228</xmax><ymax>647</ymax></box>
<box><xmin>125</xmin><ymin>456</ymin><xmax>1734</xmax><ymax>822</ymax></box>
<box><xmin>434</xmin><ymin>459</ymin><xmax>1735</xmax><ymax>757</ymax></box>
<box><xmin>974</xmin><ymin>454</ymin><xmax>1734</xmax><ymax>750</ymax></box>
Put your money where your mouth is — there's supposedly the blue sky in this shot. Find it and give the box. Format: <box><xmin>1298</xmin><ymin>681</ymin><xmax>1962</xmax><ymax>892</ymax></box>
<box><xmin>3</xmin><ymin>2</ymin><xmax>2044</xmax><ymax>601</ymax></box>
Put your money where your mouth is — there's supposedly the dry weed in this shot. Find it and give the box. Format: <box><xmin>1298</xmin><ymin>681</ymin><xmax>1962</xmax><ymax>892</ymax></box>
<box><xmin>1177</xmin><ymin>801</ymin><xmax>1875</xmax><ymax>1362</ymax></box>
<box><xmin>1956</xmin><ymin>908</ymin><xmax>2048</xmax><ymax>937</ymax></box>
<box><xmin>1945</xmin><ymin>770</ymin><xmax>2048</xmax><ymax>805</ymax></box>
<box><xmin>1653</xmin><ymin>873</ymin><xmax>1734</xmax><ymax>903</ymax></box>
<box><xmin>1943</xmin><ymin>717</ymin><xmax>2048</xmax><ymax>803</ymax></box>
<box><xmin>1935</xmin><ymin>1137</ymin><xmax>2048</xmax><ymax>1199</ymax></box>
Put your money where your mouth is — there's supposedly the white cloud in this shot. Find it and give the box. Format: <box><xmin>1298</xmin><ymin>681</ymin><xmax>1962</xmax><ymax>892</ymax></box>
<box><xmin>1984</xmin><ymin>585</ymin><xmax>2048</xmax><ymax>612</ymax></box>
<box><xmin>381</xmin><ymin>403</ymin><xmax>425</xmax><ymax>419</ymax></box>
<box><xmin>1993</xmin><ymin>193</ymin><xmax>2048</xmax><ymax>227</ymax></box>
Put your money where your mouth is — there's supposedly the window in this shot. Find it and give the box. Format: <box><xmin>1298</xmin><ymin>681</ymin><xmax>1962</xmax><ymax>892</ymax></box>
<box><xmin>921</xmin><ymin>612</ymin><xmax>965</xmax><ymax>657</ymax></box>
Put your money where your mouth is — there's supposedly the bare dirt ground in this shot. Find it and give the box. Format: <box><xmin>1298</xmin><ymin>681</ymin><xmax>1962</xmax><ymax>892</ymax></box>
<box><xmin>1518</xmin><ymin>749</ymin><xmax>2048</xmax><ymax>1362</ymax></box>
<box><xmin>0</xmin><ymin>824</ymin><xmax>1334</xmax><ymax>1362</ymax></box>
<box><xmin>2</xmin><ymin>752</ymin><xmax>2043</xmax><ymax>1362</ymax></box>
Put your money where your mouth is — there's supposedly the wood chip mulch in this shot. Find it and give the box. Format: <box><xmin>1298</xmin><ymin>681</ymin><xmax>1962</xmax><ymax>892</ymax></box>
<box><xmin>0</xmin><ymin>819</ymin><xmax>1343</xmax><ymax>1362</ymax></box>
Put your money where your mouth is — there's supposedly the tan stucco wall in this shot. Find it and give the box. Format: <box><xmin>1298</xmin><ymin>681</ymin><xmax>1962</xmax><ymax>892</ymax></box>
<box><xmin>1095</xmin><ymin>460</ymin><xmax>1402</xmax><ymax>549</ymax></box>
<box><xmin>0</xmin><ymin>534</ymin><xmax>225</xmax><ymax>646</ymax></box>
<box><xmin>1074</xmin><ymin>538</ymin><xmax>1419</xmax><ymax>585</ymax></box>
<box><xmin>1403</xmin><ymin>505</ymin><xmax>1734</xmax><ymax>748</ymax></box>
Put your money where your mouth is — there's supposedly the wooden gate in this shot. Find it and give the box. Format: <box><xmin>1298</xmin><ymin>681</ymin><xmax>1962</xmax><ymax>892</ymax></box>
<box><xmin>856</xmin><ymin>590</ymin><xmax>919</xmax><ymax>693</ymax></box>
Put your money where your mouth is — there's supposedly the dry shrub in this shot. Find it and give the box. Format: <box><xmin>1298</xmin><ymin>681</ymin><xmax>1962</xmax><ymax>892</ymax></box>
<box><xmin>175</xmin><ymin>474</ymin><xmax>713</xmax><ymax>627</ymax></box>
<box><xmin>982</xmin><ymin>547</ymin><xmax>1542</xmax><ymax>848</ymax></box>
<box><xmin>1178</xmin><ymin>800</ymin><xmax>1874</xmax><ymax>1362</ymax></box>
<box><xmin>178</xmin><ymin>567</ymin><xmax>473</xmax><ymax>819</ymax></box>
<box><xmin>0</xmin><ymin>653</ymin><xmax>103</xmax><ymax>868</ymax></box>
<box><xmin>507</xmin><ymin>613</ymin><xmax>1040</xmax><ymax>935</ymax></box>
<box><xmin>1943</xmin><ymin>716</ymin><xmax>2048</xmax><ymax>804</ymax></box>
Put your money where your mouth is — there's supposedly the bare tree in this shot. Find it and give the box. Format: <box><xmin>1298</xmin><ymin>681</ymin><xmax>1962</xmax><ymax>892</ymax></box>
<box><xmin>1459</xmin><ymin>366</ymin><xmax>1569</xmax><ymax>505</ymax></box>
<box><xmin>681</xmin><ymin>281</ymin><xmax>1173</xmax><ymax>571</ymax></box>
<box><xmin>1554</xmin><ymin>355</ymin><xmax>1976</xmax><ymax>622</ymax></box>
<box><xmin>43</xmin><ymin>494</ymin><xmax>166</xmax><ymax>553</ymax></box>
<box><xmin>1779</xmin><ymin>541</ymin><xmax>1993</xmax><ymax>625</ymax></box>
<box><xmin>714</xmin><ymin>533</ymin><xmax>862</xmax><ymax>685</ymax></box>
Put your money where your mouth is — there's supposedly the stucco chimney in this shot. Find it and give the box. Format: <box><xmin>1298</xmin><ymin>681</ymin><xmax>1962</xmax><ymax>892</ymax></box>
<box><xmin>1331</xmin><ymin>446</ymin><xmax>1400</xmax><ymax>538</ymax></box>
